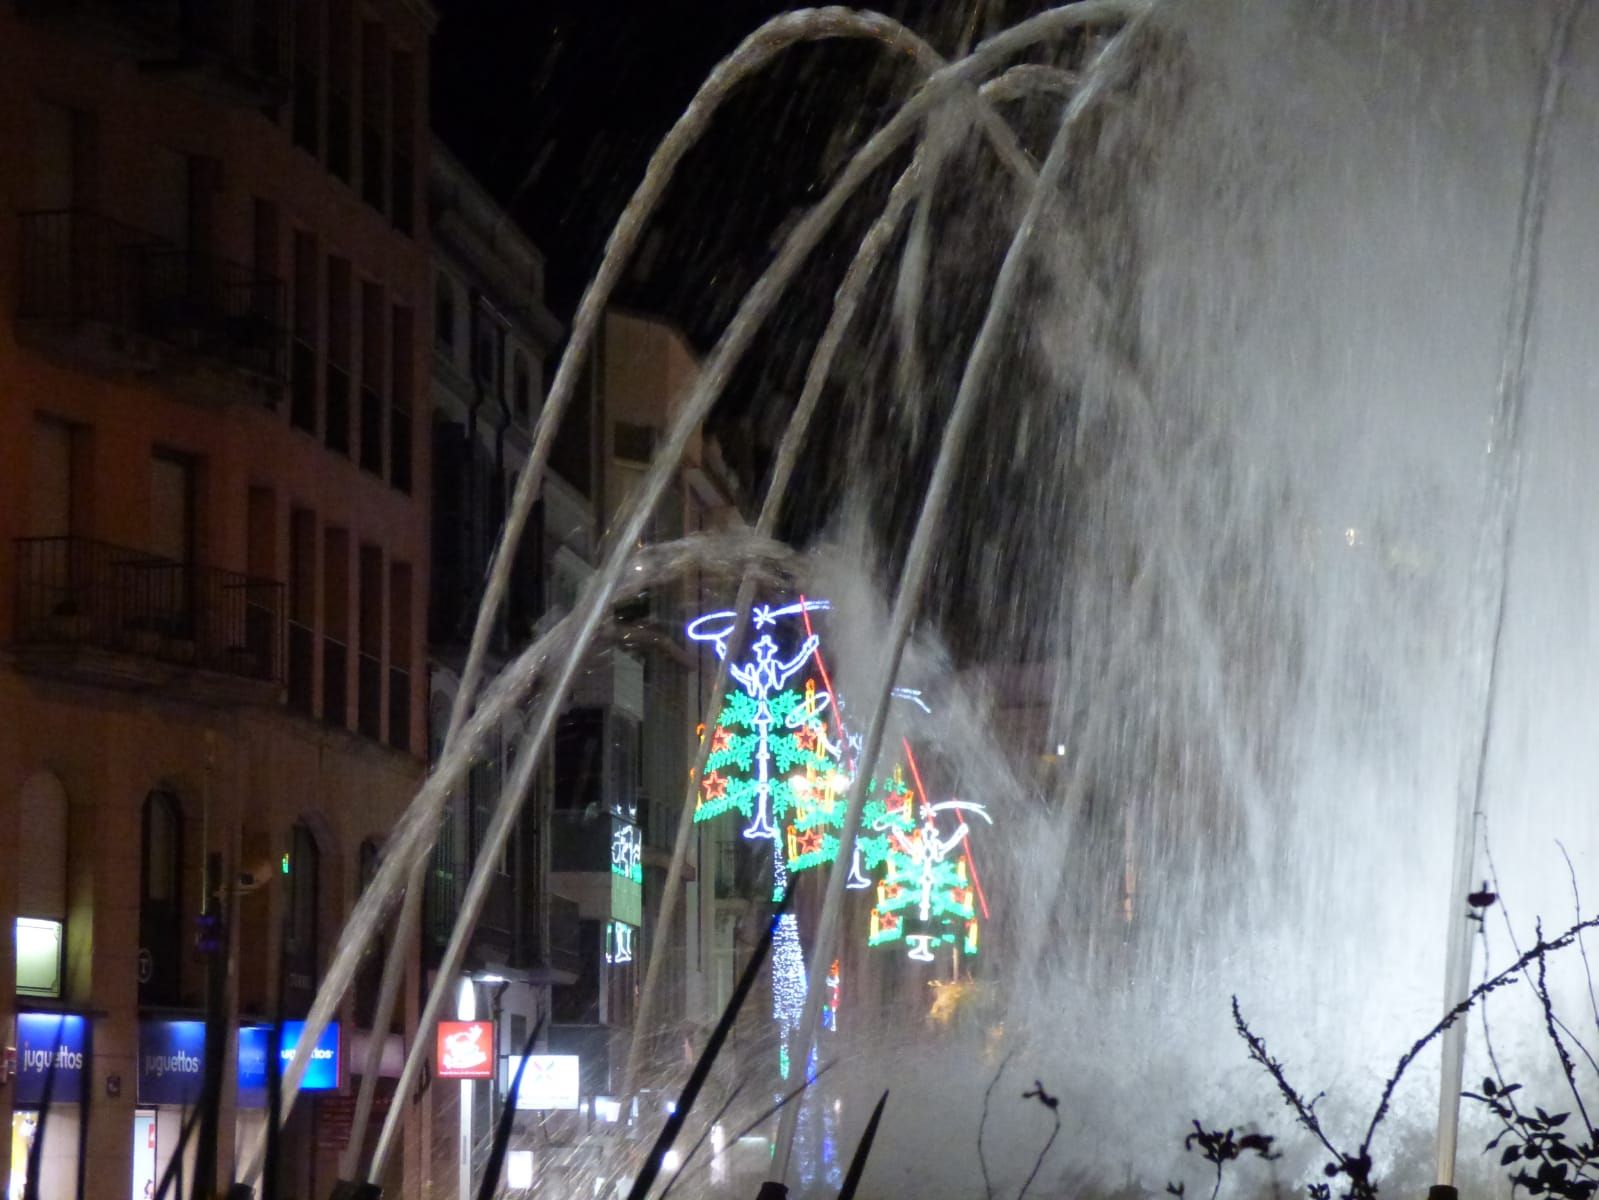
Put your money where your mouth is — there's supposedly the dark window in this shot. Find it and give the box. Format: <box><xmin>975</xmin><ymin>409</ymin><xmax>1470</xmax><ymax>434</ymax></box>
<box><xmin>614</xmin><ymin>422</ymin><xmax>655</xmax><ymax>465</ymax></box>
<box><xmin>140</xmin><ymin>790</ymin><xmax>183</xmax><ymax>1007</ymax></box>
<box><xmin>326</xmin><ymin>0</ymin><xmax>353</xmax><ymax>182</ymax></box>
<box><xmin>291</xmin><ymin>232</ymin><xmax>319</xmax><ymax>434</ymax></box>
<box><xmin>325</xmin><ymin>256</ymin><xmax>352</xmax><ymax>455</ymax></box>
<box><xmin>360</xmin><ymin>281</ymin><xmax>385</xmax><ymax>474</ymax></box>
<box><xmin>390</xmin><ymin>305</ymin><xmax>413</xmax><ymax>493</ymax></box>
<box><xmin>357</xmin><ymin>545</ymin><xmax>383</xmax><ymax>740</ymax></box>
<box><xmin>387</xmin><ymin>561</ymin><xmax>411</xmax><ymax>752</ymax></box>
<box><xmin>292</xmin><ymin>0</ymin><xmax>321</xmax><ymax>155</ymax></box>
<box><xmin>284</xmin><ymin>822</ymin><xmax>320</xmax><ymax>1016</ymax></box>
<box><xmin>287</xmin><ymin>507</ymin><xmax>316</xmax><ymax>714</ymax></box>
<box><xmin>389</xmin><ymin>49</ymin><xmax>415</xmax><ymax>234</ymax></box>
<box><xmin>353</xmin><ymin>838</ymin><xmax>383</xmax><ymax>1027</ymax></box>
<box><xmin>434</xmin><ymin>277</ymin><xmax>454</xmax><ymax>353</ymax></box>
<box><xmin>513</xmin><ymin>353</ymin><xmax>531</xmax><ymax>424</ymax></box>
<box><xmin>360</xmin><ymin>22</ymin><xmax>387</xmax><ymax>211</ymax></box>
<box><xmin>429</xmin><ymin>419</ymin><xmax>467</xmax><ymax>643</ymax></box>
<box><xmin>553</xmin><ymin>709</ymin><xmax>605</xmax><ymax>813</ymax></box>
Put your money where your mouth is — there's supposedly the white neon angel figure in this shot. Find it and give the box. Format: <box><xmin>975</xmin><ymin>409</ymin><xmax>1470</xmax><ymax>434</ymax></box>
<box><xmin>888</xmin><ymin>800</ymin><xmax>993</xmax><ymax>922</ymax></box>
<box><xmin>726</xmin><ymin>634</ymin><xmax>819</xmax><ymax>840</ymax></box>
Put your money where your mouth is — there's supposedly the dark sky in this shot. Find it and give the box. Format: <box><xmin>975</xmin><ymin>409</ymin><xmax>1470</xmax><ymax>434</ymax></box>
<box><xmin>430</xmin><ymin>1</ymin><xmax>1102</xmax><ymax>654</ymax></box>
<box><xmin>431</xmin><ymin>0</ymin><xmax>1020</xmax><ymax>343</ymax></box>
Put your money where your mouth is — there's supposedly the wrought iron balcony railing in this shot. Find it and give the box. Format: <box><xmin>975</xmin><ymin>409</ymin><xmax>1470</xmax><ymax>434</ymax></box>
<box><xmin>17</xmin><ymin>210</ymin><xmax>287</xmax><ymax>385</ymax></box>
<box><xmin>14</xmin><ymin>536</ymin><xmax>284</xmax><ymax>684</ymax></box>
<box><xmin>18</xmin><ymin>0</ymin><xmax>288</xmax><ymax>107</ymax></box>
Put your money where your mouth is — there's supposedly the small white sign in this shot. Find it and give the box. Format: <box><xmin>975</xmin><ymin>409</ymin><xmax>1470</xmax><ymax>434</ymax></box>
<box><xmin>506</xmin><ymin>1054</ymin><xmax>580</xmax><ymax>1110</ymax></box>
<box><xmin>506</xmin><ymin>1150</ymin><xmax>534</xmax><ymax>1190</ymax></box>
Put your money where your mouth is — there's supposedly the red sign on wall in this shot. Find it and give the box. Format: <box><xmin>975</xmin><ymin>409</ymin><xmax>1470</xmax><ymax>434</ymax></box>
<box><xmin>436</xmin><ymin>1021</ymin><xmax>495</xmax><ymax>1080</ymax></box>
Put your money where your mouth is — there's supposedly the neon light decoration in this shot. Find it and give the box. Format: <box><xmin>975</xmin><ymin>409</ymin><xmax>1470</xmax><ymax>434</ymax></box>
<box><xmin>611</xmin><ymin>820</ymin><xmax>642</xmax><ymax>884</ymax></box>
<box><xmin>688</xmin><ymin>600</ymin><xmax>837</xmax><ymax>1078</ymax></box>
<box><xmin>605</xmin><ymin>920</ymin><xmax>635</xmax><ymax>965</ymax></box>
<box><xmin>866</xmin><ymin>741</ymin><xmax>992</xmax><ymax>962</ymax></box>
<box><xmin>688</xmin><ymin>599</ymin><xmax>1000</xmax><ymax>987</ymax></box>
<box><xmin>688</xmin><ymin>601</ymin><xmax>841</xmax><ymax>843</ymax></box>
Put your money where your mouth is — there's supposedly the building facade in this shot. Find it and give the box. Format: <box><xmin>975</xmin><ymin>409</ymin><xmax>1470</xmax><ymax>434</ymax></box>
<box><xmin>0</xmin><ymin>0</ymin><xmax>434</xmax><ymax>1196</ymax></box>
<box><xmin>422</xmin><ymin>139</ymin><xmax>583</xmax><ymax>1200</ymax></box>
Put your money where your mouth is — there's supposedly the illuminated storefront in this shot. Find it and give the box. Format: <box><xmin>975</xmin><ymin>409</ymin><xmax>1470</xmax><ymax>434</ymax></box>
<box><xmin>10</xmin><ymin>1012</ymin><xmax>88</xmax><ymax>1200</ymax></box>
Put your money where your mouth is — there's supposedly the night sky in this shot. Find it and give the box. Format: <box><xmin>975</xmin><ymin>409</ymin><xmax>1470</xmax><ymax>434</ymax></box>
<box><xmin>431</xmin><ymin>1</ymin><xmax>1035</xmax><ymax>340</ymax></box>
<box><xmin>430</xmin><ymin>0</ymin><xmax>1076</xmax><ymax>567</ymax></box>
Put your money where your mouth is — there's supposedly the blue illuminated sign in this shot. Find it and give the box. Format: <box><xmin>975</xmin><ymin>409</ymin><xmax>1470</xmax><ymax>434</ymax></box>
<box><xmin>138</xmin><ymin>1020</ymin><xmax>206</xmax><ymax>1105</ymax></box>
<box><xmin>16</xmin><ymin>1013</ymin><xmax>87</xmax><ymax>1105</ymax></box>
<box><xmin>237</xmin><ymin>1021</ymin><xmax>340</xmax><ymax>1097</ymax></box>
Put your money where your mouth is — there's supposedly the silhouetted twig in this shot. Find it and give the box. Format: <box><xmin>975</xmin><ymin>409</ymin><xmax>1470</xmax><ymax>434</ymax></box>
<box><xmin>978</xmin><ymin>1049</ymin><xmax>1016</xmax><ymax>1200</ymax></box>
<box><xmin>1017</xmin><ymin>1080</ymin><xmax>1062</xmax><ymax>1200</ymax></box>
<box><xmin>655</xmin><ymin>1078</ymin><xmax>747</xmax><ymax>1200</ymax></box>
<box><xmin>476</xmin><ymin>1018</ymin><xmax>545</xmax><ymax>1200</ymax></box>
<box><xmin>625</xmin><ymin>891</ymin><xmax>791</xmax><ymax>1200</ymax></box>
<box><xmin>838</xmin><ymin>1089</ymin><xmax>890</xmax><ymax>1200</ymax></box>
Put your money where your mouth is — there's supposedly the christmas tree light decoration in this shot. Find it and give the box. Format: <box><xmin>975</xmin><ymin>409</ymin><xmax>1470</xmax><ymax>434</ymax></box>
<box><xmin>866</xmin><ymin>739</ymin><xmax>995</xmax><ymax>962</ymax></box>
<box><xmin>687</xmin><ymin>600</ymin><xmax>838</xmax><ymax>841</ymax></box>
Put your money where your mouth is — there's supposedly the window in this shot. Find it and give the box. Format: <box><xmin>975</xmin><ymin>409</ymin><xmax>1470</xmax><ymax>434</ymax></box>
<box><xmin>474</xmin><ymin>328</ymin><xmax>497</xmax><ymax>390</ymax></box>
<box><xmin>17</xmin><ymin>773</ymin><xmax>67</xmax><ymax>999</ymax></box>
<box><xmin>28</xmin><ymin>416</ymin><xmax>75</xmax><ymax>539</ymax></box>
<box><xmin>613</xmin><ymin>422</ymin><xmax>656</xmax><ymax>466</ymax></box>
<box><xmin>140</xmin><ymin>791</ymin><xmax>183</xmax><ymax>1006</ymax></box>
<box><xmin>390</xmin><ymin>305</ymin><xmax>414</xmax><ymax>493</ymax></box>
<box><xmin>284</xmin><ymin>822</ymin><xmax>321</xmax><ymax>1015</ymax></box>
<box><xmin>326</xmin><ymin>0</ymin><xmax>353</xmax><ymax>182</ymax></box>
<box><xmin>30</xmin><ymin>100</ymin><xmax>85</xmax><ymax>211</ymax></box>
<box><xmin>292</xmin><ymin>0</ymin><xmax>322</xmax><ymax>155</ymax></box>
<box><xmin>360</xmin><ymin>23</ymin><xmax>387</xmax><ymax>211</ymax></box>
<box><xmin>360</xmin><ymin>281</ymin><xmax>385</xmax><ymax>474</ymax></box>
<box><xmin>434</xmin><ymin>277</ymin><xmax>455</xmax><ymax>354</ymax></box>
<box><xmin>513</xmin><ymin>353</ymin><xmax>531</xmax><ymax>424</ymax></box>
<box><xmin>148</xmin><ymin>451</ymin><xmax>196</xmax><ymax>638</ymax></box>
<box><xmin>387</xmin><ymin>561</ymin><xmax>411</xmax><ymax>752</ymax></box>
<box><xmin>357</xmin><ymin>544</ymin><xmax>383</xmax><ymax>739</ymax></box>
<box><xmin>553</xmin><ymin>709</ymin><xmax>605</xmax><ymax>812</ymax></box>
<box><xmin>322</xmin><ymin>527</ymin><xmax>350</xmax><ymax>728</ymax></box>
<box><xmin>325</xmin><ymin>256</ymin><xmax>352</xmax><ymax>454</ymax></box>
<box><xmin>287</xmin><ymin>507</ymin><xmax>316</xmax><ymax>713</ymax></box>
<box><xmin>354</xmin><ymin>838</ymin><xmax>383</xmax><ymax>1027</ymax></box>
<box><xmin>149</xmin><ymin>450</ymin><xmax>195</xmax><ymax>564</ymax></box>
<box><xmin>390</xmin><ymin>49</ymin><xmax>415</xmax><ymax>233</ymax></box>
<box><xmin>291</xmin><ymin>231</ymin><xmax>319</xmax><ymax>433</ymax></box>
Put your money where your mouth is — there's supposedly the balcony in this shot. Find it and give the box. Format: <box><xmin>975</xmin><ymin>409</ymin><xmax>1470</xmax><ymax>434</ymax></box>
<box><xmin>17</xmin><ymin>210</ymin><xmax>286</xmax><ymax>392</ymax></box>
<box><xmin>13</xmin><ymin>536</ymin><xmax>284</xmax><ymax>694</ymax></box>
<box><xmin>18</xmin><ymin>0</ymin><xmax>288</xmax><ymax>108</ymax></box>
